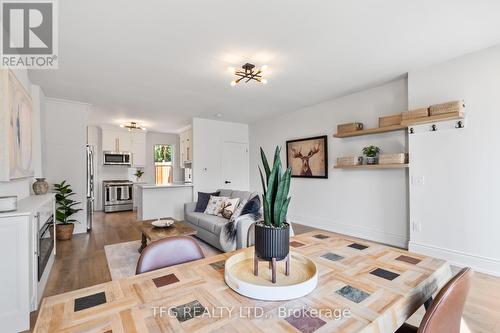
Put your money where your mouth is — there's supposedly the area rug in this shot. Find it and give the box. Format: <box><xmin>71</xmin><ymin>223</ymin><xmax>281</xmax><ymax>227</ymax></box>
<box><xmin>104</xmin><ymin>238</ymin><xmax>221</xmax><ymax>280</ymax></box>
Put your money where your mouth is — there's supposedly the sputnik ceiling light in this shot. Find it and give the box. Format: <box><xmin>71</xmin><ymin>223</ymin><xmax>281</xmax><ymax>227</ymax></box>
<box><xmin>230</xmin><ymin>63</ymin><xmax>268</xmax><ymax>86</ymax></box>
<box><xmin>120</xmin><ymin>121</ymin><xmax>146</xmax><ymax>131</ymax></box>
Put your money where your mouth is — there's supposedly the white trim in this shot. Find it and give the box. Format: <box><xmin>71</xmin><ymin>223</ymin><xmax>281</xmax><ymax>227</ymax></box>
<box><xmin>409</xmin><ymin>241</ymin><xmax>500</xmax><ymax>277</ymax></box>
<box><xmin>45</xmin><ymin>97</ymin><xmax>92</xmax><ymax>107</ymax></box>
<box><xmin>290</xmin><ymin>214</ymin><xmax>409</xmax><ymax>249</ymax></box>
<box><xmin>175</xmin><ymin>124</ymin><xmax>192</xmax><ymax>133</ymax></box>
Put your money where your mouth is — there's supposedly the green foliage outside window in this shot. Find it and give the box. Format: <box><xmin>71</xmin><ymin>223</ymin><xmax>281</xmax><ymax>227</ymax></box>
<box><xmin>154</xmin><ymin>144</ymin><xmax>172</xmax><ymax>163</ymax></box>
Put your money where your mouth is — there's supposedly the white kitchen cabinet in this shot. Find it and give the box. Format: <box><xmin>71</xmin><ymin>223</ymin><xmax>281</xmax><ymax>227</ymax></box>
<box><xmin>131</xmin><ymin>132</ymin><xmax>146</xmax><ymax>167</ymax></box>
<box><xmin>180</xmin><ymin>129</ymin><xmax>192</xmax><ymax>165</ymax></box>
<box><xmin>102</xmin><ymin>129</ymin><xmax>145</xmax><ymax>167</ymax></box>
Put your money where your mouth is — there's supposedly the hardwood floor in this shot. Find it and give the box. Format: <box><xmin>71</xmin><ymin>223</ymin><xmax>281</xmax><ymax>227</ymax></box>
<box><xmin>31</xmin><ymin>211</ymin><xmax>500</xmax><ymax>332</ymax></box>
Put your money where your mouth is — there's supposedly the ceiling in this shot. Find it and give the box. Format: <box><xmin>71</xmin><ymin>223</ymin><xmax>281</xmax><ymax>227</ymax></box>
<box><xmin>29</xmin><ymin>0</ymin><xmax>500</xmax><ymax>133</ymax></box>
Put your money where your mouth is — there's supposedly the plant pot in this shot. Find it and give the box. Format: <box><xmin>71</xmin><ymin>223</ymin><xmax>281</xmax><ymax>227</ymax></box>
<box><xmin>365</xmin><ymin>156</ymin><xmax>378</xmax><ymax>165</ymax></box>
<box><xmin>56</xmin><ymin>223</ymin><xmax>74</xmax><ymax>241</ymax></box>
<box><xmin>33</xmin><ymin>178</ymin><xmax>49</xmax><ymax>195</ymax></box>
<box><xmin>255</xmin><ymin>222</ymin><xmax>290</xmax><ymax>261</ymax></box>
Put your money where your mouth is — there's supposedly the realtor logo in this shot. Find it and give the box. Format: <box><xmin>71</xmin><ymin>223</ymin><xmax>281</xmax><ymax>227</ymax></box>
<box><xmin>1</xmin><ymin>0</ymin><xmax>58</xmax><ymax>68</ymax></box>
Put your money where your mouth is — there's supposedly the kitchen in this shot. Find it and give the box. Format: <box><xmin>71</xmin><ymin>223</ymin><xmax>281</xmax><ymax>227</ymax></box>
<box><xmin>86</xmin><ymin>123</ymin><xmax>193</xmax><ymax>227</ymax></box>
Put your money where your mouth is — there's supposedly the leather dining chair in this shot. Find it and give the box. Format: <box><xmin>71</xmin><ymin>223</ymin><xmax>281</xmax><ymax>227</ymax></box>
<box><xmin>135</xmin><ymin>236</ymin><xmax>205</xmax><ymax>274</ymax></box>
<box><xmin>396</xmin><ymin>267</ymin><xmax>473</xmax><ymax>333</ymax></box>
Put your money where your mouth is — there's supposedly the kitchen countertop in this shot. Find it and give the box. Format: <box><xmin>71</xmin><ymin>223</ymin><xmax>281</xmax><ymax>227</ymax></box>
<box><xmin>136</xmin><ymin>182</ymin><xmax>193</xmax><ymax>189</ymax></box>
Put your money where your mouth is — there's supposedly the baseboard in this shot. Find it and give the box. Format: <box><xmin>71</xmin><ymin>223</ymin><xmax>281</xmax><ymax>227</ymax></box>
<box><xmin>409</xmin><ymin>241</ymin><xmax>500</xmax><ymax>277</ymax></box>
<box><xmin>290</xmin><ymin>214</ymin><xmax>409</xmax><ymax>249</ymax></box>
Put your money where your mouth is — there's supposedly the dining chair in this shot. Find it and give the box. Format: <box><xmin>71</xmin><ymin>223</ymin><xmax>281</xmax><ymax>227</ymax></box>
<box><xmin>396</xmin><ymin>267</ymin><xmax>473</xmax><ymax>333</ymax></box>
<box><xmin>135</xmin><ymin>236</ymin><xmax>205</xmax><ymax>274</ymax></box>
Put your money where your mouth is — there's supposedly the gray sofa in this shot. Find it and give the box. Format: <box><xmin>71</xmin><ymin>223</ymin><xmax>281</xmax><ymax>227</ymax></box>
<box><xmin>184</xmin><ymin>189</ymin><xmax>261</xmax><ymax>252</ymax></box>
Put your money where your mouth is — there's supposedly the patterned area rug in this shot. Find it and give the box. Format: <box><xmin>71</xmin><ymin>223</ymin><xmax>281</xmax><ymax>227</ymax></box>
<box><xmin>104</xmin><ymin>237</ymin><xmax>221</xmax><ymax>280</ymax></box>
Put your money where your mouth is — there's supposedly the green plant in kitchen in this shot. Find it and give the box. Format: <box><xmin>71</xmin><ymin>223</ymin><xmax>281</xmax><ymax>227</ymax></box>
<box><xmin>134</xmin><ymin>169</ymin><xmax>144</xmax><ymax>180</ymax></box>
<box><xmin>362</xmin><ymin>145</ymin><xmax>380</xmax><ymax>165</ymax></box>
<box><xmin>258</xmin><ymin>146</ymin><xmax>292</xmax><ymax>228</ymax></box>
<box><xmin>53</xmin><ymin>180</ymin><xmax>82</xmax><ymax>241</ymax></box>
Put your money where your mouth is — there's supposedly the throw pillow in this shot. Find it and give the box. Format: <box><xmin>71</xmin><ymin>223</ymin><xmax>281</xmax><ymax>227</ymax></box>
<box><xmin>240</xmin><ymin>195</ymin><xmax>261</xmax><ymax>217</ymax></box>
<box><xmin>219</xmin><ymin>198</ymin><xmax>240</xmax><ymax>219</ymax></box>
<box><xmin>195</xmin><ymin>191</ymin><xmax>220</xmax><ymax>212</ymax></box>
<box><xmin>204</xmin><ymin>196</ymin><xmax>229</xmax><ymax>216</ymax></box>
<box><xmin>229</xmin><ymin>199</ymin><xmax>247</xmax><ymax>223</ymax></box>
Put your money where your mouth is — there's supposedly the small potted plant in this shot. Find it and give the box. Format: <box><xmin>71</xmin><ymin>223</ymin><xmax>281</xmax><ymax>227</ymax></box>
<box><xmin>255</xmin><ymin>147</ymin><xmax>292</xmax><ymax>266</ymax></box>
<box><xmin>134</xmin><ymin>169</ymin><xmax>144</xmax><ymax>182</ymax></box>
<box><xmin>54</xmin><ymin>180</ymin><xmax>82</xmax><ymax>241</ymax></box>
<box><xmin>362</xmin><ymin>145</ymin><xmax>380</xmax><ymax>165</ymax></box>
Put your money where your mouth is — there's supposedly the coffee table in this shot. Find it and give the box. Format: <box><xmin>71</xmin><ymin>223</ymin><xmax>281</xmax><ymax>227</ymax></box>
<box><xmin>138</xmin><ymin>217</ymin><xmax>197</xmax><ymax>253</ymax></box>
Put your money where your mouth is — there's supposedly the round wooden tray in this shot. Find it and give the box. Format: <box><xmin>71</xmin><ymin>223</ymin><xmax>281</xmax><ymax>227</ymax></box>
<box><xmin>224</xmin><ymin>249</ymin><xmax>318</xmax><ymax>301</ymax></box>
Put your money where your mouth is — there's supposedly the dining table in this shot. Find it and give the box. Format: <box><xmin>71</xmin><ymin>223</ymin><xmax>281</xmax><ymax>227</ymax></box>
<box><xmin>33</xmin><ymin>230</ymin><xmax>452</xmax><ymax>333</ymax></box>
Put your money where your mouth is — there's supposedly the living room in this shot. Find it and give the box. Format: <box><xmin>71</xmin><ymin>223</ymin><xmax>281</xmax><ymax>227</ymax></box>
<box><xmin>1</xmin><ymin>1</ymin><xmax>500</xmax><ymax>332</ymax></box>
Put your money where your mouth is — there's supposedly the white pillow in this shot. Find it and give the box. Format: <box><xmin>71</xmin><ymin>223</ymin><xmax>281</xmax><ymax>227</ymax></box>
<box><xmin>204</xmin><ymin>196</ymin><xmax>229</xmax><ymax>216</ymax></box>
<box><xmin>219</xmin><ymin>198</ymin><xmax>240</xmax><ymax>219</ymax></box>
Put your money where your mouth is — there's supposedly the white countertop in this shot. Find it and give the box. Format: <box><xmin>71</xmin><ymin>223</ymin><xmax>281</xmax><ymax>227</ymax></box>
<box><xmin>0</xmin><ymin>193</ymin><xmax>55</xmax><ymax>218</ymax></box>
<box><xmin>137</xmin><ymin>182</ymin><xmax>193</xmax><ymax>189</ymax></box>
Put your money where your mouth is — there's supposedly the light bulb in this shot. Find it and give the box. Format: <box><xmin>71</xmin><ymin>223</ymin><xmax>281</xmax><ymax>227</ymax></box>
<box><xmin>230</xmin><ymin>80</ymin><xmax>237</xmax><ymax>86</ymax></box>
<box><xmin>227</xmin><ymin>66</ymin><xmax>235</xmax><ymax>73</ymax></box>
<box><xmin>261</xmin><ymin>78</ymin><xmax>268</xmax><ymax>84</ymax></box>
<box><xmin>120</xmin><ymin>124</ymin><xmax>125</xmax><ymax>128</ymax></box>
<box><xmin>261</xmin><ymin>65</ymin><xmax>269</xmax><ymax>72</ymax></box>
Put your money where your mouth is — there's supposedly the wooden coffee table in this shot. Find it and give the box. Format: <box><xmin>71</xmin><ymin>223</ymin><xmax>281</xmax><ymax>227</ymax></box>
<box><xmin>138</xmin><ymin>218</ymin><xmax>197</xmax><ymax>253</ymax></box>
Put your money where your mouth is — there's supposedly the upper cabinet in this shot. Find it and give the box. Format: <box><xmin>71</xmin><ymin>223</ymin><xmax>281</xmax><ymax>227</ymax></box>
<box><xmin>101</xmin><ymin>129</ymin><xmax>146</xmax><ymax>167</ymax></box>
<box><xmin>179</xmin><ymin>128</ymin><xmax>192</xmax><ymax>166</ymax></box>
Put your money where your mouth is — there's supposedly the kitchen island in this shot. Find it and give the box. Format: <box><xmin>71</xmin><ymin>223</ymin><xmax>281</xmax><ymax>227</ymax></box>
<box><xmin>136</xmin><ymin>182</ymin><xmax>193</xmax><ymax>221</ymax></box>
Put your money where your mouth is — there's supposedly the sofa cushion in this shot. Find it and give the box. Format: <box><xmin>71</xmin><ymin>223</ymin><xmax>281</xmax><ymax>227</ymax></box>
<box><xmin>197</xmin><ymin>214</ymin><xmax>228</xmax><ymax>234</ymax></box>
<box><xmin>185</xmin><ymin>212</ymin><xmax>206</xmax><ymax>226</ymax></box>
<box><xmin>218</xmin><ymin>189</ymin><xmax>232</xmax><ymax>197</ymax></box>
<box><xmin>195</xmin><ymin>191</ymin><xmax>220</xmax><ymax>212</ymax></box>
<box><xmin>230</xmin><ymin>190</ymin><xmax>252</xmax><ymax>202</ymax></box>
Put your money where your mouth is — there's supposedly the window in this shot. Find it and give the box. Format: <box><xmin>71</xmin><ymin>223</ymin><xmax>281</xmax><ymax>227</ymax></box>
<box><xmin>154</xmin><ymin>144</ymin><xmax>173</xmax><ymax>185</ymax></box>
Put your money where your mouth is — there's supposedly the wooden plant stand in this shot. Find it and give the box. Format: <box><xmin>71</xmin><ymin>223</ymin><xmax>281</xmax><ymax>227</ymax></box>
<box><xmin>254</xmin><ymin>252</ymin><xmax>290</xmax><ymax>284</ymax></box>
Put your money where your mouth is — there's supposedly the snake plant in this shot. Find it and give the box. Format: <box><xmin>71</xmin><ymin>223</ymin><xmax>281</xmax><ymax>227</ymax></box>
<box><xmin>259</xmin><ymin>146</ymin><xmax>292</xmax><ymax>228</ymax></box>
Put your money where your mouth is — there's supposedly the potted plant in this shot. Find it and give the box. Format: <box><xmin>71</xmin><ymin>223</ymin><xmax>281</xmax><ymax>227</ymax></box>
<box><xmin>362</xmin><ymin>145</ymin><xmax>380</xmax><ymax>165</ymax></box>
<box><xmin>255</xmin><ymin>146</ymin><xmax>292</xmax><ymax>264</ymax></box>
<box><xmin>134</xmin><ymin>169</ymin><xmax>144</xmax><ymax>182</ymax></box>
<box><xmin>54</xmin><ymin>180</ymin><xmax>82</xmax><ymax>241</ymax></box>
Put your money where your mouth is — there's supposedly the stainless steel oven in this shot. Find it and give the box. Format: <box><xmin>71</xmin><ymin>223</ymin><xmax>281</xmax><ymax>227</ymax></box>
<box><xmin>37</xmin><ymin>213</ymin><xmax>54</xmax><ymax>281</ymax></box>
<box><xmin>103</xmin><ymin>151</ymin><xmax>132</xmax><ymax>166</ymax></box>
<box><xmin>103</xmin><ymin>180</ymin><xmax>134</xmax><ymax>213</ymax></box>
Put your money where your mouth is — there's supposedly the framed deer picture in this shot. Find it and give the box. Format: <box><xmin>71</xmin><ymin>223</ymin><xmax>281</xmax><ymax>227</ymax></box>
<box><xmin>286</xmin><ymin>135</ymin><xmax>328</xmax><ymax>179</ymax></box>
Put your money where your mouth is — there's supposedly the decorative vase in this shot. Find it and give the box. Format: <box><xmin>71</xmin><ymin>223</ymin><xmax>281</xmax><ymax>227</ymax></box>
<box><xmin>33</xmin><ymin>178</ymin><xmax>49</xmax><ymax>195</ymax></box>
<box><xmin>56</xmin><ymin>223</ymin><xmax>74</xmax><ymax>241</ymax></box>
<box><xmin>365</xmin><ymin>156</ymin><xmax>378</xmax><ymax>165</ymax></box>
<box><xmin>255</xmin><ymin>222</ymin><xmax>290</xmax><ymax>261</ymax></box>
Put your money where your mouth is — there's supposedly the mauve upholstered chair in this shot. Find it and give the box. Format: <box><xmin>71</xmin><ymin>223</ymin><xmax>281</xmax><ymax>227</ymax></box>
<box><xmin>135</xmin><ymin>236</ymin><xmax>205</xmax><ymax>274</ymax></box>
<box><xmin>396</xmin><ymin>267</ymin><xmax>473</xmax><ymax>333</ymax></box>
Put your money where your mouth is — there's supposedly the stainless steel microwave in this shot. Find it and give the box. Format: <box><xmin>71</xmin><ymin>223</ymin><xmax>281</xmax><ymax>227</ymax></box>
<box><xmin>103</xmin><ymin>151</ymin><xmax>132</xmax><ymax>166</ymax></box>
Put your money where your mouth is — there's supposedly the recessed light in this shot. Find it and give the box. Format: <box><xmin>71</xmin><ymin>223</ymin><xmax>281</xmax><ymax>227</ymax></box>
<box><xmin>215</xmin><ymin>113</ymin><xmax>222</xmax><ymax>118</ymax></box>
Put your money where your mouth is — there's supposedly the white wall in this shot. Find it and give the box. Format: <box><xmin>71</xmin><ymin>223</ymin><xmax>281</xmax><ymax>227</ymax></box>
<box><xmin>249</xmin><ymin>79</ymin><xmax>409</xmax><ymax>248</ymax></box>
<box><xmin>193</xmin><ymin>118</ymin><xmax>249</xmax><ymax>197</ymax></box>
<box><xmin>43</xmin><ymin>99</ymin><xmax>89</xmax><ymax>234</ymax></box>
<box><xmin>408</xmin><ymin>45</ymin><xmax>500</xmax><ymax>276</ymax></box>
<box><xmin>145</xmin><ymin>131</ymin><xmax>181</xmax><ymax>184</ymax></box>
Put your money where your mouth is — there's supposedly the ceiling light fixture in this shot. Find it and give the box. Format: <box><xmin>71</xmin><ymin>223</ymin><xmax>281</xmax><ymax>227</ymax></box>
<box><xmin>120</xmin><ymin>121</ymin><xmax>146</xmax><ymax>131</ymax></box>
<box><xmin>230</xmin><ymin>63</ymin><xmax>268</xmax><ymax>86</ymax></box>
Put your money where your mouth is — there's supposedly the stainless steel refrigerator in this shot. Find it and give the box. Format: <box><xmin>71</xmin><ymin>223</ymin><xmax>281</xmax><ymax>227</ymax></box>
<box><xmin>86</xmin><ymin>145</ymin><xmax>95</xmax><ymax>231</ymax></box>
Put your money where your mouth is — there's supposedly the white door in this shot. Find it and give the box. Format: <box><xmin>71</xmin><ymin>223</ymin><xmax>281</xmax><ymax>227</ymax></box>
<box><xmin>221</xmin><ymin>142</ymin><xmax>249</xmax><ymax>190</ymax></box>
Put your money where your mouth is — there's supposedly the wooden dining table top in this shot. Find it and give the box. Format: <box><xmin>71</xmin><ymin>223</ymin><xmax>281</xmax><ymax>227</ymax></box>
<box><xmin>33</xmin><ymin>231</ymin><xmax>451</xmax><ymax>333</ymax></box>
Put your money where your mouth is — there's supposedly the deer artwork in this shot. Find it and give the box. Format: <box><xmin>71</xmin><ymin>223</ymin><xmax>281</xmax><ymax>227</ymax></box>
<box><xmin>291</xmin><ymin>144</ymin><xmax>320</xmax><ymax>176</ymax></box>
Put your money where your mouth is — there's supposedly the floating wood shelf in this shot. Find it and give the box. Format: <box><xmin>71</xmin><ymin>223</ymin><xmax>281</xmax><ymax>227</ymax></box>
<box><xmin>334</xmin><ymin>164</ymin><xmax>409</xmax><ymax>170</ymax></box>
<box><xmin>334</xmin><ymin>112</ymin><xmax>465</xmax><ymax>138</ymax></box>
<box><xmin>401</xmin><ymin>112</ymin><xmax>465</xmax><ymax>126</ymax></box>
<box><xmin>333</xmin><ymin>124</ymin><xmax>407</xmax><ymax>138</ymax></box>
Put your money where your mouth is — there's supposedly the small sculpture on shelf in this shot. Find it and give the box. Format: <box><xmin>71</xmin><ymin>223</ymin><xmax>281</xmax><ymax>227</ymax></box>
<box><xmin>362</xmin><ymin>146</ymin><xmax>380</xmax><ymax>165</ymax></box>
